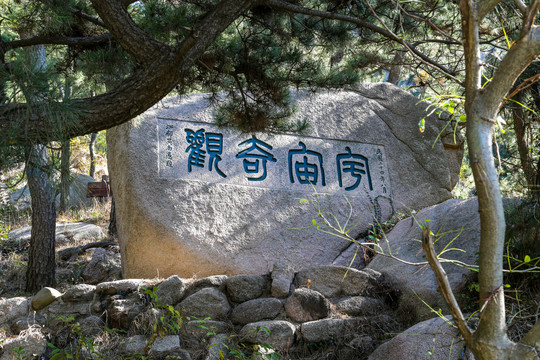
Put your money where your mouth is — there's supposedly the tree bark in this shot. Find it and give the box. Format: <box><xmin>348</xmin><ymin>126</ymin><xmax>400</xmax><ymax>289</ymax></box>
<box><xmin>25</xmin><ymin>145</ymin><xmax>57</xmax><ymax>293</ymax></box>
<box><xmin>89</xmin><ymin>133</ymin><xmax>97</xmax><ymax>179</ymax></box>
<box><xmin>59</xmin><ymin>139</ymin><xmax>71</xmax><ymax>214</ymax></box>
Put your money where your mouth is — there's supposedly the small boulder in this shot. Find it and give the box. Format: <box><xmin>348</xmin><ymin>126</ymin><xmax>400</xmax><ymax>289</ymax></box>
<box><xmin>62</xmin><ymin>284</ymin><xmax>96</xmax><ymax>302</ymax></box>
<box><xmin>96</xmin><ymin>279</ymin><xmax>155</xmax><ymax>295</ymax></box>
<box><xmin>82</xmin><ymin>248</ymin><xmax>122</xmax><ymax>285</ymax></box>
<box><xmin>0</xmin><ymin>328</ymin><xmax>47</xmax><ymax>360</ymax></box>
<box><xmin>334</xmin><ymin>296</ymin><xmax>386</xmax><ymax>316</ymax></box>
<box><xmin>285</xmin><ymin>288</ymin><xmax>330</xmax><ymax>322</ymax></box>
<box><xmin>181</xmin><ymin>320</ymin><xmax>231</xmax><ymax>341</ymax></box>
<box><xmin>108</xmin><ymin>295</ymin><xmax>147</xmax><ymax>330</ymax></box>
<box><xmin>226</xmin><ymin>274</ymin><xmax>269</xmax><ymax>303</ymax></box>
<box><xmin>176</xmin><ymin>288</ymin><xmax>231</xmax><ymax>320</ymax></box>
<box><xmin>271</xmin><ymin>260</ymin><xmax>294</xmax><ymax>298</ymax></box>
<box><xmin>185</xmin><ymin>275</ymin><xmax>228</xmax><ymax>297</ymax></box>
<box><xmin>148</xmin><ymin>335</ymin><xmax>182</xmax><ymax>358</ymax></box>
<box><xmin>205</xmin><ymin>334</ymin><xmax>229</xmax><ymax>360</ymax></box>
<box><xmin>230</xmin><ymin>298</ymin><xmax>283</xmax><ymax>325</ymax></box>
<box><xmin>31</xmin><ymin>287</ymin><xmax>63</xmax><ymax>310</ymax></box>
<box><xmin>239</xmin><ymin>320</ymin><xmax>296</xmax><ymax>351</ymax></box>
<box><xmin>155</xmin><ymin>275</ymin><xmax>185</xmax><ymax>305</ymax></box>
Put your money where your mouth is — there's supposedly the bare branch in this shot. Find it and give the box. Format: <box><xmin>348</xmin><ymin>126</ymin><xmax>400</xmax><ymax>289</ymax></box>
<box><xmin>68</xmin><ymin>6</ymin><xmax>106</xmax><ymax>28</ymax></box>
<box><xmin>362</xmin><ymin>0</ymin><xmax>464</xmax><ymax>85</ymax></box>
<box><xmin>4</xmin><ymin>34</ymin><xmax>113</xmax><ymax>50</ymax></box>
<box><xmin>389</xmin><ymin>0</ymin><xmax>459</xmax><ymax>43</ymax></box>
<box><xmin>483</xmin><ymin>25</ymin><xmax>540</xmax><ymax>113</ymax></box>
<box><xmin>513</xmin><ymin>0</ymin><xmax>528</xmax><ymax>14</ymax></box>
<box><xmin>477</xmin><ymin>0</ymin><xmax>503</xmax><ymax>20</ymax></box>
<box><xmin>264</xmin><ymin>0</ymin><xmax>459</xmax><ymax>81</ymax></box>
<box><xmin>422</xmin><ymin>226</ymin><xmax>473</xmax><ymax>342</ymax></box>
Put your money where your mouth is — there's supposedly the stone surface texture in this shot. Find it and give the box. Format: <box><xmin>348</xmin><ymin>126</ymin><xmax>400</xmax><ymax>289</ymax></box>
<box><xmin>368</xmin><ymin>316</ymin><xmax>473</xmax><ymax>360</ymax></box>
<box><xmin>367</xmin><ymin>197</ymin><xmax>484</xmax><ymax>321</ymax></box>
<box><xmin>176</xmin><ymin>288</ymin><xmax>231</xmax><ymax>320</ymax></box>
<box><xmin>9</xmin><ymin>222</ymin><xmax>105</xmax><ymax>245</ymax></box>
<box><xmin>81</xmin><ymin>248</ymin><xmax>122</xmax><ymax>284</ymax></box>
<box><xmin>230</xmin><ymin>298</ymin><xmax>283</xmax><ymax>325</ymax></box>
<box><xmin>31</xmin><ymin>287</ymin><xmax>63</xmax><ymax>310</ymax></box>
<box><xmin>239</xmin><ymin>320</ymin><xmax>296</xmax><ymax>351</ymax></box>
<box><xmin>108</xmin><ymin>83</ymin><xmax>463</xmax><ymax>278</ymax></box>
<box><xmin>294</xmin><ymin>266</ymin><xmax>385</xmax><ymax>297</ymax></box>
<box><xmin>284</xmin><ymin>288</ymin><xmax>330</xmax><ymax>322</ymax></box>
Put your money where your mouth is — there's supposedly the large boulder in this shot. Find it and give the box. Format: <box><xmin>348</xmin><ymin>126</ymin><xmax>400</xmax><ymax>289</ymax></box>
<box><xmin>9</xmin><ymin>222</ymin><xmax>105</xmax><ymax>245</ymax></box>
<box><xmin>368</xmin><ymin>316</ymin><xmax>472</xmax><ymax>360</ymax></box>
<box><xmin>368</xmin><ymin>198</ymin><xmax>482</xmax><ymax>322</ymax></box>
<box><xmin>8</xmin><ymin>174</ymin><xmax>96</xmax><ymax>211</ymax></box>
<box><xmin>108</xmin><ymin>83</ymin><xmax>463</xmax><ymax>278</ymax></box>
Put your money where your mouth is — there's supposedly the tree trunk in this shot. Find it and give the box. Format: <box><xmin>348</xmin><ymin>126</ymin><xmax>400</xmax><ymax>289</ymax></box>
<box><xmin>89</xmin><ymin>132</ymin><xmax>97</xmax><ymax>178</ymax></box>
<box><xmin>59</xmin><ymin>139</ymin><xmax>70</xmax><ymax>214</ymax></box>
<box><xmin>25</xmin><ymin>145</ymin><xmax>57</xmax><ymax>293</ymax></box>
<box><xmin>109</xmin><ymin>190</ymin><xmax>117</xmax><ymax>237</ymax></box>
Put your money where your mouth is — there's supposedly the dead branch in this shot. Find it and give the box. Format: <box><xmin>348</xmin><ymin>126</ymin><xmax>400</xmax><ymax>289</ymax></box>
<box><xmin>57</xmin><ymin>241</ymin><xmax>116</xmax><ymax>261</ymax></box>
<box><xmin>422</xmin><ymin>226</ymin><xmax>473</xmax><ymax>342</ymax></box>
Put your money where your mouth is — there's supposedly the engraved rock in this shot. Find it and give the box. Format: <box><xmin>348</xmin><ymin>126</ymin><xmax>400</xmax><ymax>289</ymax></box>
<box><xmin>108</xmin><ymin>84</ymin><xmax>463</xmax><ymax>277</ymax></box>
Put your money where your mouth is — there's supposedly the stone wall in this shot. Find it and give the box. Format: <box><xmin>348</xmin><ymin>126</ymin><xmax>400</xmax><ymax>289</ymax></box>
<box><xmin>0</xmin><ymin>265</ymin><xmax>400</xmax><ymax>360</ymax></box>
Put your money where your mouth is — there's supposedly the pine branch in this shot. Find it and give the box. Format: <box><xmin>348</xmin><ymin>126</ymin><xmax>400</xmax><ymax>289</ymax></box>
<box><xmin>4</xmin><ymin>34</ymin><xmax>113</xmax><ymax>50</ymax></box>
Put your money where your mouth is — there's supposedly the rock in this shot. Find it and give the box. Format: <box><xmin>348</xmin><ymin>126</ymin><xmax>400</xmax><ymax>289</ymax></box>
<box><xmin>79</xmin><ymin>315</ymin><xmax>105</xmax><ymax>337</ymax></box>
<box><xmin>205</xmin><ymin>334</ymin><xmax>229</xmax><ymax>360</ymax></box>
<box><xmin>124</xmin><ymin>335</ymin><xmax>147</xmax><ymax>354</ymax></box>
<box><xmin>301</xmin><ymin>318</ymin><xmax>366</xmax><ymax>343</ymax></box>
<box><xmin>239</xmin><ymin>320</ymin><xmax>296</xmax><ymax>351</ymax></box>
<box><xmin>367</xmin><ymin>198</ymin><xmax>483</xmax><ymax>322</ymax></box>
<box><xmin>230</xmin><ymin>298</ymin><xmax>283</xmax><ymax>325</ymax></box>
<box><xmin>10</xmin><ymin>314</ymin><xmax>46</xmax><ymax>335</ymax></box>
<box><xmin>285</xmin><ymin>289</ymin><xmax>330</xmax><ymax>322</ymax></box>
<box><xmin>0</xmin><ymin>297</ymin><xmax>30</xmax><ymax>334</ymax></box>
<box><xmin>62</xmin><ymin>284</ymin><xmax>96</xmax><ymax>302</ymax></box>
<box><xmin>176</xmin><ymin>288</ymin><xmax>231</xmax><ymax>320</ymax></box>
<box><xmin>8</xmin><ymin>222</ymin><xmax>105</xmax><ymax>245</ymax></box>
<box><xmin>82</xmin><ymin>248</ymin><xmax>122</xmax><ymax>284</ymax></box>
<box><xmin>294</xmin><ymin>265</ymin><xmax>385</xmax><ymax>297</ymax></box>
<box><xmin>155</xmin><ymin>275</ymin><xmax>186</xmax><ymax>306</ymax></box>
<box><xmin>108</xmin><ymin>84</ymin><xmax>463</xmax><ymax>278</ymax></box>
<box><xmin>56</xmin><ymin>174</ymin><xmax>95</xmax><ymax>210</ymax></box>
<box><xmin>368</xmin><ymin>317</ymin><xmax>472</xmax><ymax>360</ymax></box>
<box><xmin>335</xmin><ymin>296</ymin><xmax>386</xmax><ymax>316</ymax></box>
<box><xmin>8</xmin><ymin>174</ymin><xmax>97</xmax><ymax>212</ymax></box>
<box><xmin>96</xmin><ymin>279</ymin><xmax>156</xmax><ymax>295</ymax></box>
<box><xmin>54</xmin><ymin>222</ymin><xmax>106</xmax><ymax>245</ymax></box>
<box><xmin>107</xmin><ymin>294</ymin><xmax>147</xmax><ymax>330</ymax></box>
<box><xmin>226</xmin><ymin>275</ymin><xmax>269</xmax><ymax>303</ymax></box>
<box><xmin>31</xmin><ymin>287</ymin><xmax>63</xmax><ymax>310</ymax></box>
<box><xmin>41</xmin><ymin>298</ymin><xmax>98</xmax><ymax>318</ymax></box>
<box><xmin>0</xmin><ymin>328</ymin><xmax>47</xmax><ymax>360</ymax></box>
<box><xmin>271</xmin><ymin>260</ymin><xmax>294</xmax><ymax>298</ymax></box>
<box><xmin>185</xmin><ymin>275</ymin><xmax>228</xmax><ymax>297</ymax></box>
<box><xmin>181</xmin><ymin>320</ymin><xmax>231</xmax><ymax>340</ymax></box>
<box><xmin>8</xmin><ymin>186</ymin><xmax>31</xmax><ymax>211</ymax></box>
<box><xmin>148</xmin><ymin>335</ymin><xmax>182</xmax><ymax>358</ymax></box>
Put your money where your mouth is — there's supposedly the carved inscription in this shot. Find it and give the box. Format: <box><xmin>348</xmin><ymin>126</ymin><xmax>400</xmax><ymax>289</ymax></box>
<box><xmin>158</xmin><ymin>119</ymin><xmax>391</xmax><ymax>197</ymax></box>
